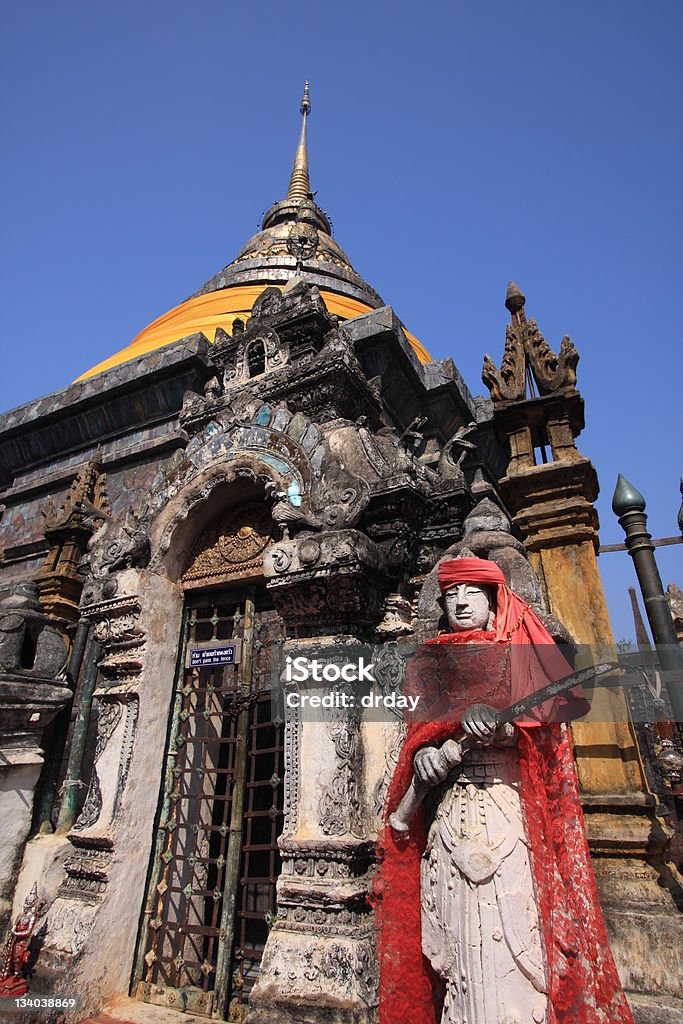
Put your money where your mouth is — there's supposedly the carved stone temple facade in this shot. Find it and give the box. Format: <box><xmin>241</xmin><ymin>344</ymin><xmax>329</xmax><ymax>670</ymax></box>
<box><xmin>0</xmin><ymin>90</ymin><xmax>681</xmax><ymax>1024</ymax></box>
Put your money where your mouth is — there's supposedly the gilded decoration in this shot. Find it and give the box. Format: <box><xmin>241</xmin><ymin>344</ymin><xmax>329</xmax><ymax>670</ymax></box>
<box><xmin>182</xmin><ymin>503</ymin><xmax>273</xmax><ymax>588</ymax></box>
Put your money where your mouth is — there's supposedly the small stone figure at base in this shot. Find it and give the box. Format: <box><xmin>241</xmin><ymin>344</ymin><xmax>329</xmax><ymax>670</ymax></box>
<box><xmin>0</xmin><ymin>884</ymin><xmax>39</xmax><ymax>998</ymax></box>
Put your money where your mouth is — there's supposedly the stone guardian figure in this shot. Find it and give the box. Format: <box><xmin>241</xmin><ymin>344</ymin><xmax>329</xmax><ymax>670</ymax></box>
<box><xmin>376</xmin><ymin>557</ymin><xmax>635</xmax><ymax>1024</ymax></box>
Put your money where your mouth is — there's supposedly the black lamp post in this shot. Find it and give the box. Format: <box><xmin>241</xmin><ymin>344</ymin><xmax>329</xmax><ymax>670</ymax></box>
<box><xmin>612</xmin><ymin>474</ymin><xmax>683</xmax><ymax>725</ymax></box>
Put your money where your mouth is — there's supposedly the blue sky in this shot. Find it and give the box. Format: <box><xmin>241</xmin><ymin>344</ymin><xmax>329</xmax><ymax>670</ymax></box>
<box><xmin>1</xmin><ymin>1</ymin><xmax>680</xmax><ymax>640</ymax></box>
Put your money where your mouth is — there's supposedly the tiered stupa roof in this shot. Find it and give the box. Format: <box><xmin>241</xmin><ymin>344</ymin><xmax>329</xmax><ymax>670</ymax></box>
<box><xmin>77</xmin><ymin>83</ymin><xmax>429</xmax><ymax>381</ymax></box>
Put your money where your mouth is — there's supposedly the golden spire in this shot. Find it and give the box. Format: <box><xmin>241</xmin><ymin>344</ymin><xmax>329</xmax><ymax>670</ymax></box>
<box><xmin>286</xmin><ymin>81</ymin><xmax>312</xmax><ymax>203</ymax></box>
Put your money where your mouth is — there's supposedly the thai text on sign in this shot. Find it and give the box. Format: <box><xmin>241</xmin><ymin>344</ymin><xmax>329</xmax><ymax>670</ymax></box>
<box><xmin>188</xmin><ymin>643</ymin><xmax>241</xmax><ymax>667</ymax></box>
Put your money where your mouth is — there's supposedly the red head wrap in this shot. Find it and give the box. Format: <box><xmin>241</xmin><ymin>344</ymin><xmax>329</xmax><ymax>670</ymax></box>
<box><xmin>433</xmin><ymin>557</ymin><xmax>587</xmax><ymax>716</ymax></box>
<box><xmin>437</xmin><ymin>557</ymin><xmax>506</xmax><ymax>591</ymax></box>
<box><xmin>437</xmin><ymin>556</ymin><xmax>540</xmax><ymax>646</ymax></box>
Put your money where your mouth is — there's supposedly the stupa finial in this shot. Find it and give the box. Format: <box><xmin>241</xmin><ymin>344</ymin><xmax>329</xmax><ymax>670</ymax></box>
<box><xmin>286</xmin><ymin>81</ymin><xmax>312</xmax><ymax>203</ymax></box>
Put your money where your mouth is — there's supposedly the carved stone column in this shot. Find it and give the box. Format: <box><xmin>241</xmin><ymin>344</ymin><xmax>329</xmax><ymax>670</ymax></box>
<box><xmin>482</xmin><ymin>283</ymin><xmax>683</xmax><ymax>1023</ymax></box>
<box><xmin>248</xmin><ymin>531</ymin><xmax>386</xmax><ymax>1023</ymax></box>
<box><xmin>16</xmin><ymin>558</ymin><xmax>185</xmax><ymax>1021</ymax></box>
<box><xmin>0</xmin><ymin>584</ymin><xmax>70</xmax><ymax>930</ymax></box>
<box><xmin>35</xmin><ymin>452</ymin><xmax>110</xmax><ymax>636</ymax></box>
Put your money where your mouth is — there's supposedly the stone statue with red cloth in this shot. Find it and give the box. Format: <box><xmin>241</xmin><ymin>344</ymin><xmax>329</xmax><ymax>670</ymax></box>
<box><xmin>0</xmin><ymin>883</ymin><xmax>39</xmax><ymax>998</ymax></box>
<box><xmin>376</xmin><ymin>557</ymin><xmax>634</xmax><ymax>1024</ymax></box>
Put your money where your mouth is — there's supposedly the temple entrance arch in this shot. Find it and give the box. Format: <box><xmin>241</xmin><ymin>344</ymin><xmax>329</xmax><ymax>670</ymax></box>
<box><xmin>133</xmin><ymin>495</ymin><xmax>285</xmax><ymax>1021</ymax></box>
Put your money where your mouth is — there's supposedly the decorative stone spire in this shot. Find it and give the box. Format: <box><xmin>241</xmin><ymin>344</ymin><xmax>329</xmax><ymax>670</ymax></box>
<box><xmin>504</xmin><ymin>280</ymin><xmax>526</xmax><ymax>317</ymax></box>
<box><xmin>35</xmin><ymin>451</ymin><xmax>111</xmax><ymax>629</ymax></box>
<box><xmin>482</xmin><ymin>282</ymin><xmax>579</xmax><ymax>404</ymax></box>
<box><xmin>286</xmin><ymin>81</ymin><xmax>312</xmax><ymax>203</ymax></box>
<box><xmin>260</xmin><ymin>82</ymin><xmax>332</xmax><ymax>240</ymax></box>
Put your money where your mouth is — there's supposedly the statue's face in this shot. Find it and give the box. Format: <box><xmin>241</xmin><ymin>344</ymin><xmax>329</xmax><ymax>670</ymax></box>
<box><xmin>444</xmin><ymin>583</ymin><xmax>492</xmax><ymax>631</ymax></box>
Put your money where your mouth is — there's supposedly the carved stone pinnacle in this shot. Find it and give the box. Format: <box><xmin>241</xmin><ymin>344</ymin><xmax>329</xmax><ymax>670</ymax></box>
<box><xmin>505</xmin><ymin>281</ymin><xmax>526</xmax><ymax>315</ymax></box>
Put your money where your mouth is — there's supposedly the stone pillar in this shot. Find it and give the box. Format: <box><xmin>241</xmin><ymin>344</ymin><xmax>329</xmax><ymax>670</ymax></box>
<box><xmin>35</xmin><ymin>452</ymin><xmax>110</xmax><ymax>637</ymax></box>
<box><xmin>482</xmin><ymin>283</ymin><xmax>683</xmax><ymax>1023</ymax></box>
<box><xmin>0</xmin><ymin>585</ymin><xmax>71</xmax><ymax>930</ymax></box>
<box><xmin>249</xmin><ymin>530</ymin><xmax>387</xmax><ymax>1023</ymax></box>
<box><xmin>13</xmin><ymin>567</ymin><xmax>184</xmax><ymax>1022</ymax></box>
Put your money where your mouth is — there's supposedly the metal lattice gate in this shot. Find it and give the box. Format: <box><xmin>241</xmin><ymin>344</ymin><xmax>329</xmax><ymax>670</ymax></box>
<box><xmin>134</xmin><ymin>588</ymin><xmax>285</xmax><ymax>1020</ymax></box>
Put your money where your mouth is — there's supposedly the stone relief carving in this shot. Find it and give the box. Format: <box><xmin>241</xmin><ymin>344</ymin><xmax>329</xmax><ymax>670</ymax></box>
<box><xmin>84</xmin><ymin>593</ymin><xmax>145</xmax><ymax>686</ymax></box>
<box><xmin>208</xmin><ymin>280</ymin><xmax>331</xmax><ymax>392</ymax></box>
<box><xmin>280</xmin><ymin>838</ymin><xmax>375</xmax><ymax>883</ymax></box>
<box><xmin>179</xmin><ymin>377</ymin><xmax>224</xmax><ymax>432</ymax></box>
<box><xmin>269</xmin><ymin>490</ymin><xmax>320</xmax><ymax>540</ymax></box>
<box><xmin>73</xmin><ymin>699</ymin><xmax>124</xmax><ymax>830</ymax></box>
<box><xmin>148</xmin><ymin>411</ymin><xmax>369</xmax><ymax>577</ymax></box>
<box><xmin>264</xmin><ymin>531</ymin><xmax>387</xmax><ymax>636</ymax></box>
<box><xmin>316</xmin><ymin>322</ymin><xmax>365</xmax><ymax>379</ymax></box>
<box><xmin>287</xmin><ymin>200</ymin><xmax>321</xmax><ymax>268</ymax></box>
<box><xmin>260</xmin><ymin>831</ymin><xmax>379</xmax><ymax>1006</ymax></box>
<box><xmin>437</xmin><ymin>421</ymin><xmax>477</xmax><ymax>483</ymax></box>
<box><xmin>371</xmin><ymin>642</ymin><xmax>408</xmax><ymax>708</ymax></box>
<box><xmin>36</xmin><ymin>452</ymin><xmax>111</xmax><ymax>628</ymax></box>
<box><xmin>257</xmin><ymin>934</ymin><xmax>378</xmax><ymax>1006</ymax></box>
<box><xmin>40</xmin><ymin>450</ymin><xmax>110</xmax><ymax>532</ymax></box>
<box><xmin>59</xmin><ymin>841</ymin><xmax>113</xmax><ymax>904</ymax></box>
<box><xmin>373</xmin><ymin>721</ymin><xmax>406</xmax><ymax>819</ymax></box>
<box><xmin>87</xmin><ymin>507</ymin><xmax>150</xmax><ymax>579</ymax></box>
<box><xmin>370</xmin><ymin>642</ymin><xmax>410</xmax><ymax>814</ymax></box>
<box><xmin>223</xmin><ymin>326</ymin><xmax>291</xmax><ymax>388</ymax></box>
<box><xmin>355</xmin><ymin>417</ymin><xmax>393</xmax><ymax>479</ymax></box>
<box><xmin>114</xmin><ymin>696</ymin><xmax>139</xmax><ymax>818</ymax></box>
<box><xmin>310</xmin><ymin>454</ymin><xmax>370</xmax><ymax>530</ymax></box>
<box><xmin>319</xmin><ymin>686</ymin><xmax>364</xmax><ymax>838</ymax></box>
<box><xmin>375</xmin><ymin>595</ymin><xmax>413</xmax><ymax>638</ymax></box>
<box><xmin>182</xmin><ymin>502</ymin><xmax>273</xmax><ymax>586</ymax></box>
<box><xmin>281</xmin><ymin>681</ymin><xmax>302</xmax><ymax>838</ymax></box>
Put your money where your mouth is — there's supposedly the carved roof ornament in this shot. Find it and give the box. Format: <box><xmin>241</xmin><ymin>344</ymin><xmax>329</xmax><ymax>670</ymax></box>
<box><xmin>482</xmin><ymin>282</ymin><xmax>580</xmax><ymax>404</ymax></box>
<box><xmin>87</xmin><ymin>505</ymin><xmax>150</xmax><ymax>579</ymax></box>
<box><xmin>40</xmin><ymin>450</ymin><xmax>110</xmax><ymax>532</ymax></box>
<box><xmin>287</xmin><ymin>196</ymin><xmax>321</xmax><ymax>273</ymax></box>
<box><xmin>437</xmin><ymin>422</ymin><xmax>478</xmax><ymax>482</ymax></box>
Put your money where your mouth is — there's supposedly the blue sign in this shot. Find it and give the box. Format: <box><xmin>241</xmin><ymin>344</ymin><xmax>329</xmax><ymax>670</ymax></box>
<box><xmin>189</xmin><ymin>644</ymin><xmax>239</xmax><ymax>667</ymax></box>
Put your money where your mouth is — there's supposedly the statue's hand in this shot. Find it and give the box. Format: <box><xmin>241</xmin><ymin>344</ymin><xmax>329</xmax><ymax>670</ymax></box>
<box><xmin>461</xmin><ymin>703</ymin><xmax>501</xmax><ymax>744</ymax></box>
<box><xmin>414</xmin><ymin>745</ymin><xmax>453</xmax><ymax>786</ymax></box>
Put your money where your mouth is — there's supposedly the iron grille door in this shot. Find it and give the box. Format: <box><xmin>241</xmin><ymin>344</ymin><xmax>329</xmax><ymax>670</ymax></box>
<box><xmin>134</xmin><ymin>590</ymin><xmax>284</xmax><ymax>1019</ymax></box>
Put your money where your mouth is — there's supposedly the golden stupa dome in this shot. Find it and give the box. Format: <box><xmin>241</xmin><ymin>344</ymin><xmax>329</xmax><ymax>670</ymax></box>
<box><xmin>76</xmin><ymin>83</ymin><xmax>430</xmax><ymax>382</ymax></box>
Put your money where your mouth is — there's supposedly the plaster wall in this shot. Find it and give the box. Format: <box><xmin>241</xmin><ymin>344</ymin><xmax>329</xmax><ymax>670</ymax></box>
<box><xmin>0</xmin><ymin>750</ymin><xmax>43</xmax><ymax>923</ymax></box>
<box><xmin>22</xmin><ymin>570</ymin><xmax>183</xmax><ymax>1019</ymax></box>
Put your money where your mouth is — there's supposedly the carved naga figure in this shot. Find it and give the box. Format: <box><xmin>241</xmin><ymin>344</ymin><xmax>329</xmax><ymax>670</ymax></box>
<box><xmin>0</xmin><ymin>884</ymin><xmax>39</xmax><ymax>997</ymax></box>
<box><xmin>376</xmin><ymin>557</ymin><xmax>635</xmax><ymax>1024</ymax></box>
